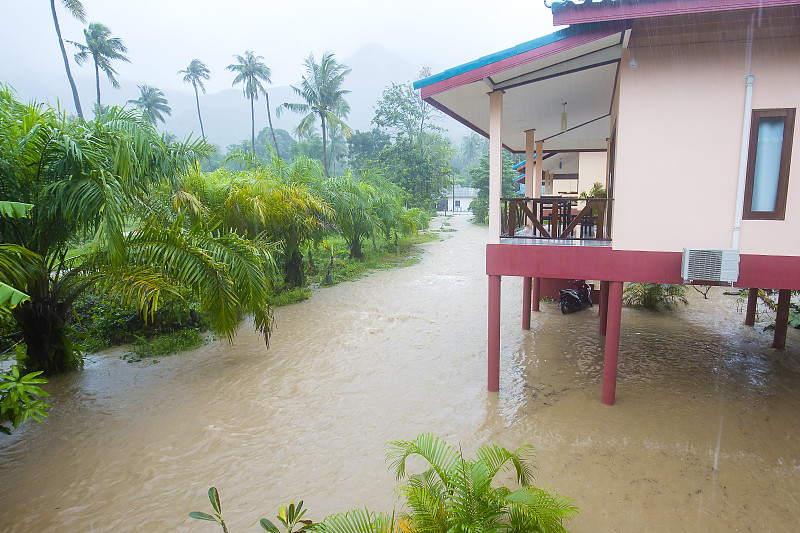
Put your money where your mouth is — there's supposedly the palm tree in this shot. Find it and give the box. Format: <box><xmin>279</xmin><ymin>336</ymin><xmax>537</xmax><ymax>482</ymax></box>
<box><xmin>0</xmin><ymin>87</ymin><xmax>278</xmax><ymax>374</ymax></box>
<box><xmin>128</xmin><ymin>85</ymin><xmax>172</xmax><ymax>124</ymax></box>
<box><xmin>226</xmin><ymin>51</ymin><xmax>277</xmax><ymax>156</ymax></box>
<box><xmin>50</xmin><ymin>0</ymin><xmax>85</xmax><ymax>120</ymax></box>
<box><xmin>69</xmin><ymin>22</ymin><xmax>130</xmax><ymax>114</ymax></box>
<box><xmin>194</xmin><ymin>151</ymin><xmax>332</xmax><ymax>286</ymax></box>
<box><xmin>312</xmin><ymin>434</ymin><xmax>578</xmax><ymax>533</ymax></box>
<box><xmin>179</xmin><ymin>59</ymin><xmax>210</xmax><ymax>139</ymax></box>
<box><xmin>321</xmin><ymin>171</ymin><xmax>379</xmax><ymax>258</ymax></box>
<box><xmin>278</xmin><ymin>52</ymin><xmax>352</xmax><ymax>178</ymax></box>
<box><xmin>385</xmin><ymin>434</ymin><xmax>578</xmax><ymax>533</ymax></box>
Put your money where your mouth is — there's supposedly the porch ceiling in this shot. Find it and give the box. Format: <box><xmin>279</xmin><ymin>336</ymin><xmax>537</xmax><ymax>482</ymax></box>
<box><xmin>416</xmin><ymin>26</ymin><xmax>625</xmax><ymax>153</ymax></box>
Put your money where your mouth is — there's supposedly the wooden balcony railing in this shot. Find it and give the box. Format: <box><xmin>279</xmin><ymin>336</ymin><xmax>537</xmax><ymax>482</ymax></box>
<box><xmin>501</xmin><ymin>197</ymin><xmax>612</xmax><ymax>240</ymax></box>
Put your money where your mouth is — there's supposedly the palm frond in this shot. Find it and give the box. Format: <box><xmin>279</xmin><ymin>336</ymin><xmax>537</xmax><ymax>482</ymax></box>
<box><xmin>474</xmin><ymin>443</ymin><xmax>536</xmax><ymax>487</ymax></box>
<box><xmin>0</xmin><ymin>201</ymin><xmax>33</xmax><ymax>218</ymax></box>
<box><xmin>313</xmin><ymin>508</ymin><xmax>398</xmax><ymax>533</ymax></box>
<box><xmin>386</xmin><ymin>433</ymin><xmax>459</xmax><ymax>484</ymax></box>
<box><xmin>505</xmin><ymin>486</ymin><xmax>578</xmax><ymax>533</ymax></box>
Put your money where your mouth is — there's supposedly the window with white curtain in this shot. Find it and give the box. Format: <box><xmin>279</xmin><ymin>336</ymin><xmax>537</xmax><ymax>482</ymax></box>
<box><xmin>743</xmin><ymin>108</ymin><xmax>795</xmax><ymax>220</ymax></box>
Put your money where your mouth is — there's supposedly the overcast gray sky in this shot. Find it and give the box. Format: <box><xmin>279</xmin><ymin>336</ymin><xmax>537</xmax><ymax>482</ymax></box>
<box><xmin>2</xmin><ymin>0</ymin><xmax>555</xmax><ymax>99</ymax></box>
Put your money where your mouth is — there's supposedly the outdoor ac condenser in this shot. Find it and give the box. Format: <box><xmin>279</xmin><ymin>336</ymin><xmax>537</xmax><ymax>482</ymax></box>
<box><xmin>681</xmin><ymin>248</ymin><xmax>740</xmax><ymax>284</ymax></box>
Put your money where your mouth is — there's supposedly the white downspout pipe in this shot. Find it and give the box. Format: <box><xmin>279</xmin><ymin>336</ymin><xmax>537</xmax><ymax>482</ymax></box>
<box><xmin>732</xmin><ymin>73</ymin><xmax>754</xmax><ymax>250</ymax></box>
<box><xmin>732</xmin><ymin>19</ymin><xmax>755</xmax><ymax>250</ymax></box>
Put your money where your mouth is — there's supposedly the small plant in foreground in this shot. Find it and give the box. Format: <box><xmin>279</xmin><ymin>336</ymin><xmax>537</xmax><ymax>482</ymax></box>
<box><xmin>0</xmin><ymin>364</ymin><xmax>50</xmax><ymax>435</ymax></box>
<box><xmin>188</xmin><ymin>434</ymin><xmax>577</xmax><ymax>532</ymax></box>
<box><xmin>189</xmin><ymin>487</ymin><xmax>229</xmax><ymax>532</ymax></box>
<box><xmin>189</xmin><ymin>487</ymin><xmax>311</xmax><ymax>533</ymax></box>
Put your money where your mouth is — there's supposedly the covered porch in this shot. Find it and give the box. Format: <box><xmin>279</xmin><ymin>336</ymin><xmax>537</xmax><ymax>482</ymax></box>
<box><xmin>415</xmin><ymin>21</ymin><xmax>630</xmax><ymax>402</ymax></box>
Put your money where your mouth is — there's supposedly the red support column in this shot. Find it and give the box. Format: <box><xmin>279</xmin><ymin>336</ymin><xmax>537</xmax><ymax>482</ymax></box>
<box><xmin>532</xmin><ymin>277</ymin><xmax>541</xmax><ymax>312</ymax></box>
<box><xmin>488</xmin><ymin>275</ymin><xmax>501</xmax><ymax>392</ymax></box>
<box><xmin>744</xmin><ymin>288</ymin><xmax>758</xmax><ymax>327</ymax></box>
<box><xmin>601</xmin><ymin>281</ymin><xmax>623</xmax><ymax>405</ymax></box>
<box><xmin>523</xmin><ymin>277</ymin><xmax>532</xmax><ymax>330</ymax></box>
<box><xmin>773</xmin><ymin>289</ymin><xmax>791</xmax><ymax>349</ymax></box>
<box><xmin>599</xmin><ymin>280</ymin><xmax>610</xmax><ymax>336</ymax></box>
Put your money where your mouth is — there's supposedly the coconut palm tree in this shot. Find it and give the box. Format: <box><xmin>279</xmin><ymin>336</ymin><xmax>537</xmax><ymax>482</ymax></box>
<box><xmin>69</xmin><ymin>22</ymin><xmax>129</xmax><ymax>114</ymax></box>
<box><xmin>278</xmin><ymin>52</ymin><xmax>352</xmax><ymax>178</ymax></box>
<box><xmin>0</xmin><ymin>87</ymin><xmax>277</xmax><ymax>374</ymax></box>
<box><xmin>179</xmin><ymin>59</ymin><xmax>210</xmax><ymax>139</ymax></box>
<box><xmin>50</xmin><ymin>0</ymin><xmax>85</xmax><ymax>120</ymax></box>
<box><xmin>227</xmin><ymin>51</ymin><xmax>277</xmax><ymax>156</ymax></box>
<box><xmin>128</xmin><ymin>85</ymin><xmax>172</xmax><ymax>124</ymax></box>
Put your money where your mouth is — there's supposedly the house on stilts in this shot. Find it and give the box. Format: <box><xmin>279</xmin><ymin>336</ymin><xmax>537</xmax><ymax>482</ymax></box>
<box><xmin>413</xmin><ymin>0</ymin><xmax>800</xmax><ymax>404</ymax></box>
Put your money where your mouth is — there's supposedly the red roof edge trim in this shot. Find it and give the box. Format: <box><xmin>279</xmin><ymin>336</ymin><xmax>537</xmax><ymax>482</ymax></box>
<box><xmin>553</xmin><ymin>0</ymin><xmax>800</xmax><ymax>25</ymax></box>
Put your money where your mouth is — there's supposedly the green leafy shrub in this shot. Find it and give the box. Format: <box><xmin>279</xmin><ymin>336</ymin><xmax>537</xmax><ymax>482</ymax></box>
<box><xmin>622</xmin><ymin>283</ymin><xmax>687</xmax><ymax>311</ymax></box>
<box><xmin>69</xmin><ymin>292</ymin><xmax>210</xmax><ymax>352</ymax></box>
<box><xmin>190</xmin><ymin>487</ymin><xmax>311</xmax><ymax>533</ymax></box>
<box><xmin>126</xmin><ymin>329</ymin><xmax>207</xmax><ymax>359</ymax></box>
<box><xmin>269</xmin><ymin>288</ymin><xmax>312</xmax><ymax>307</ymax></box>
<box><xmin>0</xmin><ymin>365</ymin><xmax>49</xmax><ymax>434</ymax></box>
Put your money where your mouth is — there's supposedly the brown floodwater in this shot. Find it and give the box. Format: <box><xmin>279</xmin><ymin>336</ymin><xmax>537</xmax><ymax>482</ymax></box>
<box><xmin>1</xmin><ymin>213</ymin><xmax>799</xmax><ymax>532</ymax></box>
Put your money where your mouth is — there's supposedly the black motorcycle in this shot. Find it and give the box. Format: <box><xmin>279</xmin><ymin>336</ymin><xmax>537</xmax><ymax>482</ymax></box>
<box><xmin>559</xmin><ymin>280</ymin><xmax>593</xmax><ymax>314</ymax></box>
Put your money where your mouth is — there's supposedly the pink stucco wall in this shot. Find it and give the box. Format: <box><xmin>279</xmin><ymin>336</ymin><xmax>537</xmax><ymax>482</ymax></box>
<box><xmin>612</xmin><ymin>16</ymin><xmax>800</xmax><ymax>255</ymax></box>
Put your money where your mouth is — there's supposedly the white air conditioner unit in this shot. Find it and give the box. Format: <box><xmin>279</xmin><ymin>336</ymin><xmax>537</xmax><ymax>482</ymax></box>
<box><xmin>681</xmin><ymin>248</ymin><xmax>740</xmax><ymax>284</ymax></box>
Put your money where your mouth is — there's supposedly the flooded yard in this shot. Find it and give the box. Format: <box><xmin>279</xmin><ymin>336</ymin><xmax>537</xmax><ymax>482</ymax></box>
<box><xmin>1</xmin><ymin>213</ymin><xmax>798</xmax><ymax>532</ymax></box>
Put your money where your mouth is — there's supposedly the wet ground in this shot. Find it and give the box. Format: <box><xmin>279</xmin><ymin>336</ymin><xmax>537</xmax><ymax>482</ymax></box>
<box><xmin>1</xmin><ymin>213</ymin><xmax>798</xmax><ymax>532</ymax></box>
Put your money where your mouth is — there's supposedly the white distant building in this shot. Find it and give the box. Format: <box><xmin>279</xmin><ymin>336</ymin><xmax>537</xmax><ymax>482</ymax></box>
<box><xmin>444</xmin><ymin>186</ymin><xmax>478</xmax><ymax>212</ymax></box>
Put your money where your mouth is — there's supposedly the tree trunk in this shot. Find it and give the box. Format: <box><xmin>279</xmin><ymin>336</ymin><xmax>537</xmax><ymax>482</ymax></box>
<box><xmin>50</xmin><ymin>0</ymin><xmax>83</xmax><ymax>120</ymax></box>
<box><xmin>349</xmin><ymin>238</ymin><xmax>363</xmax><ymax>259</ymax></box>
<box><xmin>193</xmin><ymin>83</ymin><xmax>205</xmax><ymax>139</ymax></box>
<box><xmin>321</xmin><ymin>114</ymin><xmax>330</xmax><ymax>178</ymax></box>
<box><xmin>265</xmin><ymin>92</ymin><xmax>280</xmax><ymax>160</ymax></box>
<box><xmin>11</xmin><ymin>299</ymin><xmax>77</xmax><ymax>375</ymax></box>
<box><xmin>250</xmin><ymin>94</ymin><xmax>256</xmax><ymax>155</ymax></box>
<box><xmin>283</xmin><ymin>249</ymin><xmax>305</xmax><ymax>287</ymax></box>
<box><xmin>328</xmin><ymin>124</ymin><xmax>336</xmax><ymax>175</ymax></box>
<box><xmin>94</xmin><ymin>59</ymin><xmax>102</xmax><ymax>116</ymax></box>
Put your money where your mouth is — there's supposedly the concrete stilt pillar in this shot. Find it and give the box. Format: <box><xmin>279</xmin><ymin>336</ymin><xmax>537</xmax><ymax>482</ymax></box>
<box><xmin>532</xmin><ymin>277</ymin><xmax>541</xmax><ymax>312</ymax></box>
<box><xmin>601</xmin><ymin>280</ymin><xmax>623</xmax><ymax>405</ymax></box>
<box><xmin>599</xmin><ymin>280</ymin><xmax>610</xmax><ymax>336</ymax></box>
<box><xmin>773</xmin><ymin>289</ymin><xmax>791</xmax><ymax>349</ymax></box>
<box><xmin>488</xmin><ymin>275</ymin><xmax>502</xmax><ymax>392</ymax></box>
<box><xmin>523</xmin><ymin>277</ymin><xmax>532</xmax><ymax>330</ymax></box>
<box><xmin>745</xmin><ymin>288</ymin><xmax>758</xmax><ymax>327</ymax></box>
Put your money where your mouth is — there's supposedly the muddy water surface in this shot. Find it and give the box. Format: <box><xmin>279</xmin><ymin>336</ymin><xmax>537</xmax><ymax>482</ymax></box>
<box><xmin>1</xmin><ymin>213</ymin><xmax>799</xmax><ymax>532</ymax></box>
